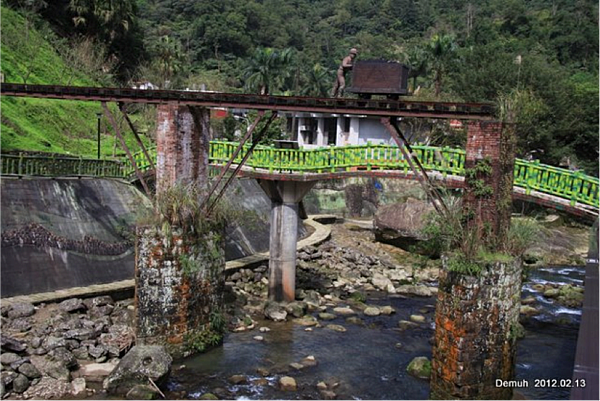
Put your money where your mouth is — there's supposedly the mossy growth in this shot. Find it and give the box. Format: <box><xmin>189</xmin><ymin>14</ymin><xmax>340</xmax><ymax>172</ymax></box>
<box><xmin>406</xmin><ymin>356</ymin><xmax>432</xmax><ymax>380</ymax></box>
<box><xmin>183</xmin><ymin>310</ymin><xmax>226</xmax><ymax>354</ymax></box>
<box><xmin>465</xmin><ymin>157</ymin><xmax>494</xmax><ymax>198</ymax></box>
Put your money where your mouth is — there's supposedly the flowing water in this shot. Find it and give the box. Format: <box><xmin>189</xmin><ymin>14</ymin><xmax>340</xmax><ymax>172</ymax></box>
<box><xmin>167</xmin><ymin>266</ymin><xmax>583</xmax><ymax>400</ymax></box>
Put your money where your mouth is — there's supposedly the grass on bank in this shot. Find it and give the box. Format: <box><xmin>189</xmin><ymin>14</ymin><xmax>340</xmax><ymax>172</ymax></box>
<box><xmin>0</xmin><ymin>6</ymin><xmax>151</xmax><ymax>158</ymax></box>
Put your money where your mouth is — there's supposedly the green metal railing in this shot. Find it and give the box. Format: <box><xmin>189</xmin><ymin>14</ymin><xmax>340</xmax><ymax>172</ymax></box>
<box><xmin>1</xmin><ymin>153</ymin><xmax>127</xmax><ymax>178</ymax></box>
<box><xmin>2</xmin><ymin>141</ymin><xmax>598</xmax><ymax>209</ymax></box>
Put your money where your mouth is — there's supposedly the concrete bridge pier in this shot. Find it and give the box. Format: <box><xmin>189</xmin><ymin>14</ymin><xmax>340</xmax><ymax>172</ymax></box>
<box><xmin>258</xmin><ymin>180</ymin><xmax>315</xmax><ymax>302</ymax></box>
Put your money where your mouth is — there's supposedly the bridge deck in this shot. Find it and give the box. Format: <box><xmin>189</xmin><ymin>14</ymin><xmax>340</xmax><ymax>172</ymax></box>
<box><xmin>1</xmin><ymin>83</ymin><xmax>495</xmax><ymax>120</ymax></box>
<box><xmin>571</xmin><ymin>223</ymin><xmax>600</xmax><ymax>401</ymax></box>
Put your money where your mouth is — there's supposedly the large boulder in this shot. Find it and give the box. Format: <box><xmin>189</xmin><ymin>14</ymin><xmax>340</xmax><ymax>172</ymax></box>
<box><xmin>374</xmin><ymin>199</ymin><xmax>434</xmax><ymax>251</ymax></box>
<box><xmin>103</xmin><ymin>346</ymin><xmax>172</xmax><ymax>396</ymax></box>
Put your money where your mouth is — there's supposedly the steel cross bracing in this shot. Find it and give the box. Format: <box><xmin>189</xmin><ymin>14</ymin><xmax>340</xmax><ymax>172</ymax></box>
<box><xmin>1</xmin><ymin>83</ymin><xmax>495</xmax><ymax>120</ymax></box>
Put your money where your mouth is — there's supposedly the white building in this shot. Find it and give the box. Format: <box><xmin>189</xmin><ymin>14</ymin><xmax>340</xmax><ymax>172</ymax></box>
<box><xmin>287</xmin><ymin>113</ymin><xmax>399</xmax><ymax>149</ymax></box>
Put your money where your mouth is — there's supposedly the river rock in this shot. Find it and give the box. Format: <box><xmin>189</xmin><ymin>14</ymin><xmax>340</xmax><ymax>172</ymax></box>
<box><xmin>103</xmin><ymin>346</ymin><xmax>172</xmax><ymax>395</ymax></box>
<box><xmin>71</xmin><ymin>377</ymin><xmax>87</xmax><ymax>397</ymax></box>
<box><xmin>7</xmin><ymin>303</ymin><xmax>35</xmax><ymax>319</ymax></box>
<box><xmin>279</xmin><ymin>376</ymin><xmax>297</xmax><ymax>391</ymax></box>
<box><xmin>345</xmin><ymin>317</ymin><xmax>365</xmax><ymax>326</ymax></box>
<box><xmin>325</xmin><ymin>324</ymin><xmax>346</xmax><ymax>332</ymax></box>
<box><xmin>332</xmin><ymin>307</ymin><xmax>355</xmax><ymax>316</ymax></box>
<box><xmin>521</xmin><ymin>296</ymin><xmax>536</xmax><ymax>305</ymax></box>
<box><xmin>11</xmin><ymin>374</ymin><xmax>30</xmax><ymax>393</ymax></box>
<box><xmin>229</xmin><ymin>374</ymin><xmax>248</xmax><ymax>385</ymax></box>
<box><xmin>83</xmin><ymin>296</ymin><xmax>115</xmax><ymax>310</ymax></box>
<box><xmin>410</xmin><ymin>314</ymin><xmax>426</xmax><ymax>323</ymax></box>
<box><xmin>363</xmin><ymin>307</ymin><xmax>380</xmax><ymax>316</ymax></box>
<box><xmin>371</xmin><ymin>274</ymin><xmax>393</xmax><ymax>291</ymax></box>
<box><xmin>294</xmin><ymin>316</ymin><xmax>318</xmax><ymax>326</ymax></box>
<box><xmin>285</xmin><ymin>301</ymin><xmax>308</xmax><ymax>318</ymax></box>
<box><xmin>48</xmin><ymin>347</ymin><xmax>78</xmax><ymax>369</ymax></box>
<box><xmin>406</xmin><ymin>356</ymin><xmax>431</xmax><ymax>379</ymax></box>
<box><xmin>290</xmin><ymin>362</ymin><xmax>304</xmax><ymax>370</ymax></box>
<box><xmin>264</xmin><ymin>302</ymin><xmax>288</xmax><ymax>322</ymax></box>
<box><xmin>30</xmin><ymin>354</ymin><xmax>71</xmax><ymax>381</ymax></box>
<box><xmin>1</xmin><ymin>334</ymin><xmax>26</xmax><ymax>353</ymax></box>
<box><xmin>318</xmin><ymin>312</ymin><xmax>336</xmax><ymax>321</ymax></box>
<box><xmin>9</xmin><ymin>318</ymin><xmax>32</xmax><ymax>332</ymax></box>
<box><xmin>520</xmin><ymin>305</ymin><xmax>540</xmax><ymax>316</ymax></box>
<box><xmin>77</xmin><ymin>361</ymin><xmax>118</xmax><ymax>382</ymax></box>
<box><xmin>380</xmin><ymin>306</ymin><xmax>395</xmax><ymax>315</ymax></box>
<box><xmin>23</xmin><ymin>376</ymin><xmax>72</xmax><ymax>399</ymax></box>
<box><xmin>301</xmin><ymin>355</ymin><xmax>318</xmax><ymax>367</ymax></box>
<box><xmin>543</xmin><ymin>288</ymin><xmax>560</xmax><ymax>298</ymax></box>
<box><xmin>1</xmin><ymin>352</ymin><xmax>20</xmax><ymax>365</ymax></box>
<box><xmin>59</xmin><ymin>298</ymin><xmax>87</xmax><ymax>313</ymax></box>
<box><xmin>398</xmin><ymin>320</ymin><xmax>419</xmax><ymax>331</ymax></box>
<box><xmin>557</xmin><ymin>284</ymin><xmax>585</xmax><ymax>308</ymax></box>
<box><xmin>396</xmin><ymin>285</ymin><xmax>433</xmax><ymax>297</ymax></box>
<box><xmin>18</xmin><ymin>362</ymin><xmax>42</xmax><ymax>379</ymax></box>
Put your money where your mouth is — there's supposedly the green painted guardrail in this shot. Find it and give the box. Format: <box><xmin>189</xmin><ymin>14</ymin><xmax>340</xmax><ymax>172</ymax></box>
<box><xmin>2</xmin><ymin>141</ymin><xmax>598</xmax><ymax>209</ymax></box>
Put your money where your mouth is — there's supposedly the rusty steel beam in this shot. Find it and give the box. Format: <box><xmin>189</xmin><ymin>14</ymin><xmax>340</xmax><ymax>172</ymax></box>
<box><xmin>101</xmin><ymin>102</ymin><xmax>151</xmax><ymax>196</ymax></box>
<box><xmin>381</xmin><ymin>117</ymin><xmax>449</xmax><ymax>217</ymax></box>
<box><xmin>201</xmin><ymin>110</ymin><xmax>265</xmax><ymax>211</ymax></box>
<box><xmin>1</xmin><ymin>83</ymin><xmax>495</xmax><ymax>120</ymax></box>
<box><xmin>205</xmin><ymin>112</ymin><xmax>279</xmax><ymax>216</ymax></box>
<box><xmin>118</xmin><ymin>103</ymin><xmax>155</xmax><ymax>171</ymax></box>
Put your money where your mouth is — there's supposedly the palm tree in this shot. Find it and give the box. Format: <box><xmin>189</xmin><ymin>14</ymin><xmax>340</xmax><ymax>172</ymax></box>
<box><xmin>69</xmin><ymin>0</ymin><xmax>135</xmax><ymax>36</ymax></box>
<box><xmin>404</xmin><ymin>46</ymin><xmax>428</xmax><ymax>93</ymax></box>
<box><xmin>152</xmin><ymin>35</ymin><xmax>184</xmax><ymax>89</ymax></box>
<box><xmin>425</xmin><ymin>34</ymin><xmax>458</xmax><ymax>98</ymax></box>
<box><xmin>243</xmin><ymin>47</ymin><xmax>294</xmax><ymax>95</ymax></box>
<box><xmin>298</xmin><ymin>64</ymin><xmax>331</xmax><ymax>98</ymax></box>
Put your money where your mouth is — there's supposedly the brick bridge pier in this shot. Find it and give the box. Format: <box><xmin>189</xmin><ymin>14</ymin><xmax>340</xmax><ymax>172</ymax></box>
<box><xmin>430</xmin><ymin>121</ymin><xmax>521</xmax><ymax>399</ymax></box>
<box><xmin>135</xmin><ymin>104</ymin><xmax>225</xmax><ymax>358</ymax></box>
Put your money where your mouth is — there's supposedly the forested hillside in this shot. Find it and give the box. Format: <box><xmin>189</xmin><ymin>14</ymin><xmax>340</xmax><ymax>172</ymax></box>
<box><xmin>1</xmin><ymin>0</ymin><xmax>598</xmax><ymax>174</ymax></box>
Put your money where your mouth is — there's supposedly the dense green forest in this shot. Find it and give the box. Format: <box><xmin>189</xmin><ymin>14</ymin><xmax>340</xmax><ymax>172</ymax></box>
<box><xmin>1</xmin><ymin>0</ymin><xmax>598</xmax><ymax>174</ymax></box>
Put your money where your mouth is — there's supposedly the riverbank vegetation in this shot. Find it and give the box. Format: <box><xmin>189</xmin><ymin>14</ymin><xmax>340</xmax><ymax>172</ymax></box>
<box><xmin>1</xmin><ymin>0</ymin><xmax>598</xmax><ymax>175</ymax></box>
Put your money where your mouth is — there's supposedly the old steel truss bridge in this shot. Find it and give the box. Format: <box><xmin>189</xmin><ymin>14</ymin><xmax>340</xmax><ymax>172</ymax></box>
<box><xmin>1</xmin><ymin>83</ymin><xmax>494</xmax><ymax>120</ymax></box>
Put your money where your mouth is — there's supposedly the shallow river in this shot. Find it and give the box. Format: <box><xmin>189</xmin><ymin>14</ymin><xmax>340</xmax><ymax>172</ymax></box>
<box><xmin>167</xmin><ymin>266</ymin><xmax>583</xmax><ymax>400</ymax></box>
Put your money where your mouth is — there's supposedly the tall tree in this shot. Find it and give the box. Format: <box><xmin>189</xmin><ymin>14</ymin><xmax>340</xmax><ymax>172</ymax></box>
<box><xmin>243</xmin><ymin>47</ymin><xmax>294</xmax><ymax>95</ymax></box>
<box><xmin>425</xmin><ymin>33</ymin><xmax>458</xmax><ymax>98</ymax></box>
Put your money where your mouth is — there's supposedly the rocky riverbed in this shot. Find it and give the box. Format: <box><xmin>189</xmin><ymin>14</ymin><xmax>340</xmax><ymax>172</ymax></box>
<box><xmin>0</xmin><ymin>220</ymin><xmax>589</xmax><ymax>400</ymax></box>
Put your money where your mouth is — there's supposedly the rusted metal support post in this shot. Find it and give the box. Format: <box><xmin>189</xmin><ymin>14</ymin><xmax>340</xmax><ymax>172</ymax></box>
<box><xmin>101</xmin><ymin>102</ymin><xmax>151</xmax><ymax>196</ymax></box>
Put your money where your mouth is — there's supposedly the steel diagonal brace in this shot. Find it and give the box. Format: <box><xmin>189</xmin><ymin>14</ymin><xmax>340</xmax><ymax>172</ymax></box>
<box><xmin>380</xmin><ymin>117</ymin><xmax>449</xmax><ymax>217</ymax></box>
<box><xmin>118</xmin><ymin>102</ymin><xmax>155</xmax><ymax>171</ymax></box>
<box><xmin>200</xmin><ymin>110</ymin><xmax>265</xmax><ymax>210</ymax></box>
<box><xmin>205</xmin><ymin>111</ymin><xmax>278</xmax><ymax>216</ymax></box>
<box><xmin>101</xmin><ymin>102</ymin><xmax>152</xmax><ymax>197</ymax></box>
